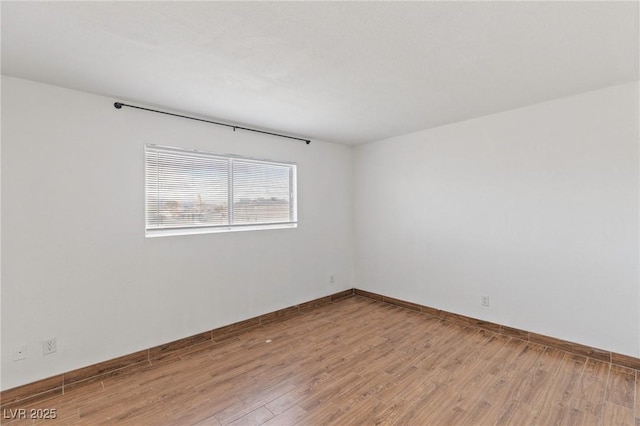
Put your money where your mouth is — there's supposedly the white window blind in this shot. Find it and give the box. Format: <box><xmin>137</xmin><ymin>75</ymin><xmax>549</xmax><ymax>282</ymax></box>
<box><xmin>145</xmin><ymin>145</ymin><xmax>297</xmax><ymax>236</ymax></box>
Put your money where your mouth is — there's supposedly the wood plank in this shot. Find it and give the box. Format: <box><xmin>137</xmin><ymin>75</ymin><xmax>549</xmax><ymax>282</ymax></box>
<box><xmin>261</xmin><ymin>404</ymin><xmax>306</xmax><ymax>426</ymax></box>
<box><xmin>571</xmin><ymin>358</ymin><xmax>609</xmax><ymax>419</ymax></box>
<box><xmin>636</xmin><ymin>369</ymin><xmax>640</xmax><ymax>419</ymax></box>
<box><xmin>528</xmin><ymin>353</ymin><xmax>586</xmax><ymax>425</ymax></box>
<box><xmin>607</xmin><ymin>364</ymin><xmax>636</xmax><ymax>409</ymax></box>
<box><xmin>225</xmin><ymin>406</ymin><xmax>274</xmax><ymax>426</ymax></box>
<box><xmin>603</xmin><ymin>401</ymin><xmax>634</xmax><ymax>425</ymax></box>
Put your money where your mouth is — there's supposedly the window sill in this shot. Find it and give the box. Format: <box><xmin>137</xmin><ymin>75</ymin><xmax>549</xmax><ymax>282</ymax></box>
<box><xmin>145</xmin><ymin>222</ymin><xmax>297</xmax><ymax>238</ymax></box>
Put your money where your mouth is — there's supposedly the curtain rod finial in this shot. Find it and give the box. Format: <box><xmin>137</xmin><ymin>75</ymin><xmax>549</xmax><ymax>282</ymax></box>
<box><xmin>114</xmin><ymin>102</ymin><xmax>123</xmax><ymax>109</ymax></box>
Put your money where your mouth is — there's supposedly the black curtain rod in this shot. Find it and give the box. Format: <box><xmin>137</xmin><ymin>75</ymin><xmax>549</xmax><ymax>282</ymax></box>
<box><xmin>113</xmin><ymin>102</ymin><xmax>311</xmax><ymax>145</ymax></box>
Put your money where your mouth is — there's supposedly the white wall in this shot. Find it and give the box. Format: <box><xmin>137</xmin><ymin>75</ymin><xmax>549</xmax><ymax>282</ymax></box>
<box><xmin>355</xmin><ymin>82</ymin><xmax>640</xmax><ymax>357</ymax></box>
<box><xmin>1</xmin><ymin>76</ymin><xmax>354</xmax><ymax>390</ymax></box>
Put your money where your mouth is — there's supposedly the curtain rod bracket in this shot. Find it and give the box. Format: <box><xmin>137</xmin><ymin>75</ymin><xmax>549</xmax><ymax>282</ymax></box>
<box><xmin>113</xmin><ymin>101</ymin><xmax>310</xmax><ymax>144</ymax></box>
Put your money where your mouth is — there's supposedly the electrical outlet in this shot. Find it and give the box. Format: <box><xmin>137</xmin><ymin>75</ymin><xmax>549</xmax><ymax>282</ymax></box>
<box><xmin>43</xmin><ymin>338</ymin><xmax>57</xmax><ymax>355</ymax></box>
<box><xmin>13</xmin><ymin>345</ymin><xmax>27</xmax><ymax>361</ymax></box>
<box><xmin>329</xmin><ymin>274</ymin><xmax>335</xmax><ymax>284</ymax></box>
<box><xmin>481</xmin><ymin>295</ymin><xmax>490</xmax><ymax>307</ymax></box>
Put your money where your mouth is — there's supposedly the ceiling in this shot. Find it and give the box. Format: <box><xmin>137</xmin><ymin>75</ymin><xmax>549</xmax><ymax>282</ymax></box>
<box><xmin>1</xmin><ymin>1</ymin><xmax>638</xmax><ymax>145</ymax></box>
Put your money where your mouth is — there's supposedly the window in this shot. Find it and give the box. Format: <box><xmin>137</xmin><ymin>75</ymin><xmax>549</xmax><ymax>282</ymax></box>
<box><xmin>145</xmin><ymin>144</ymin><xmax>297</xmax><ymax>237</ymax></box>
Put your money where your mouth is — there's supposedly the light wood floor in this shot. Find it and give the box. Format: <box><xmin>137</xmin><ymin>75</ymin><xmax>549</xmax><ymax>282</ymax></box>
<box><xmin>2</xmin><ymin>296</ymin><xmax>638</xmax><ymax>425</ymax></box>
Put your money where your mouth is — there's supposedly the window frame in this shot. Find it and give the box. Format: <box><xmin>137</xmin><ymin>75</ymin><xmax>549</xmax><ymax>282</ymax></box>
<box><xmin>144</xmin><ymin>144</ymin><xmax>297</xmax><ymax>238</ymax></box>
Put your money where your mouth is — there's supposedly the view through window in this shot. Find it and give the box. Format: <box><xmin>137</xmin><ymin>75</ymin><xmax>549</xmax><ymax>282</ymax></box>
<box><xmin>145</xmin><ymin>145</ymin><xmax>297</xmax><ymax>236</ymax></box>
